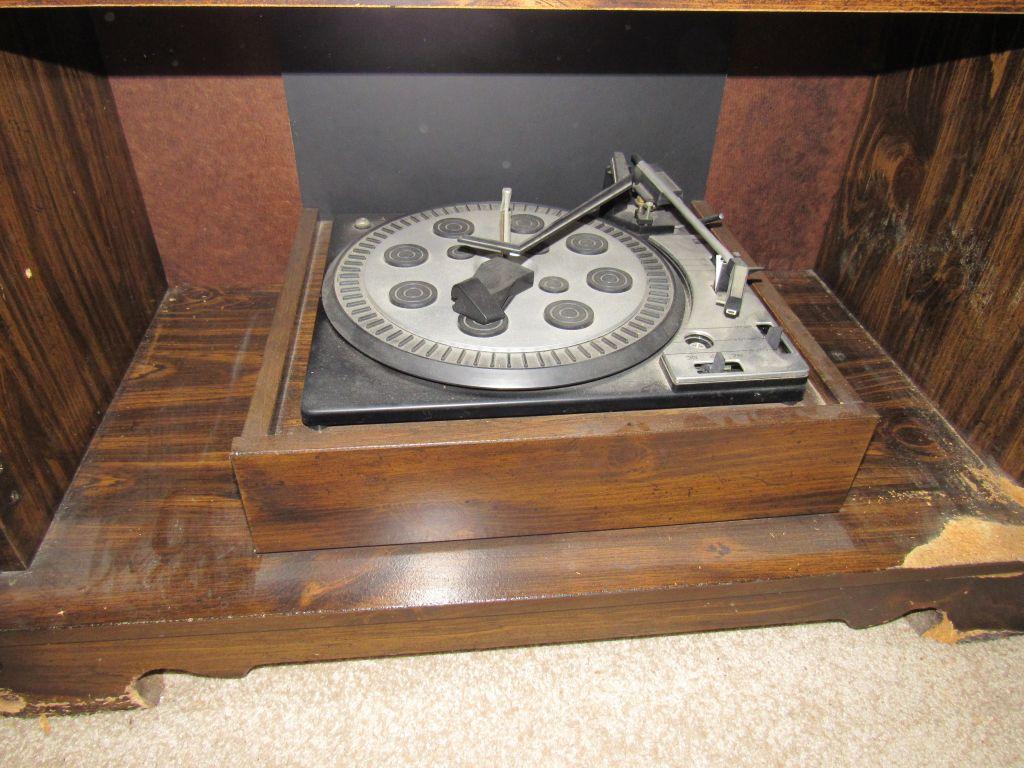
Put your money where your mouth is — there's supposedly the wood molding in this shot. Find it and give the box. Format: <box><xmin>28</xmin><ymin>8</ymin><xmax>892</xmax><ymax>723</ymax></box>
<box><xmin>2</xmin><ymin>1</ymin><xmax>1023</xmax><ymax>12</ymax></box>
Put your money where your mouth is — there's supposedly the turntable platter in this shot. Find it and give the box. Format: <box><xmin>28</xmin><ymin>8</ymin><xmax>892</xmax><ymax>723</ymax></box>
<box><xmin>320</xmin><ymin>202</ymin><xmax>685</xmax><ymax>389</ymax></box>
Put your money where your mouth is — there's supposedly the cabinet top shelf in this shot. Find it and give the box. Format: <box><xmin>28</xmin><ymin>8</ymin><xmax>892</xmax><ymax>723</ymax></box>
<box><xmin>0</xmin><ymin>0</ymin><xmax>1021</xmax><ymax>12</ymax></box>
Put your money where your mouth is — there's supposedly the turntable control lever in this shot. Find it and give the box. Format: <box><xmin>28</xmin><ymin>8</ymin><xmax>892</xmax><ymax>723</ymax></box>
<box><xmin>632</xmin><ymin>157</ymin><xmax>748</xmax><ymax>318</ymax></box>
<box><xmin>723</xmin><ymin>259</ymin><xmax>750</xmax><ymax>319</ymax></box>
<box><xmin>701</xmin><ymin>213</ymin><xmax>724</xmax><ymax>228</ymax></box>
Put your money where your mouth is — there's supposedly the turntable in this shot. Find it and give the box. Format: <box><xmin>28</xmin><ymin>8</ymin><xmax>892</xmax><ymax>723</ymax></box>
<box><xmin>302</xmin><ymin>153</ymin><xmax>809</xmax><ymax>426</ymax></box>
<box><xmin>231</xmin><ymin>154</ymin><xmax>877</xmax><ymax>554</ymax></box>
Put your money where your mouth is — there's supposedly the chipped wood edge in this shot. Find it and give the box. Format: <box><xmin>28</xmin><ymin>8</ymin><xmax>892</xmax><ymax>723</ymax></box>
<box><xmin>978</xmin><ymin>467</ymin><xmax>1024</xmax><ymax>507</ymax></box>
<box><xmin>899</xmin><ymin>516</ymin><xmax>1024</xmax><ymax>570</ymax></box>
<box><xmin>0</xmin><ymin>673</ymin><xmax>163</xmax><ymax>717</ymax></box>
<box><xmin>906</xmin><ymin>609</ymin><xmax>1020</xmax><ymax>645</ymax></box>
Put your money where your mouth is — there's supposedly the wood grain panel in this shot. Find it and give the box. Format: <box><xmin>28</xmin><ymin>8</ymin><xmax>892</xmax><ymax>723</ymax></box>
<box><xmin>2</xmin><ymin>1</ymin><xmax>1024</xmax><ymax>13</ymax></box>
<box><xmin>817</xmin><ymin>16</ymin><xmax>1024</xmax><ymax>481</ymax></box>
<box><xmin>94</xmin><ymin>9</ymin><xmax>302</xmax><ymax>288</ymax></box>
<box><xmin>705</xmin><ymin>15</ymin><xmax>880</xmax><ymax>270</ymax></box>
<box><xmin>3</xmin><ymin>572</ymin><xmax>1022</xmax><ymax>713</ymax></box>
<box><xmin>0</xmin><ymin>276</ymin><xmax>1013</xmax><ymax>635</ymax></box>
<box><xmin>0</xmin><ymin>10</ymin><xmax>166</xmax><ymax>569</ymax></box>
<box><xmin>0</xmin><ymin>535</ymin><xmax>21</xmax><ymax>573</ymax></box>
<box><xmin>0</xmin><ymin>275</ymin><xmax>1021</xmax><ymax>712</ymax></box>
<box><xmin>236</xmin><ymin>407</ymin><xmax>876</xmax><ymax>551</ymax></box>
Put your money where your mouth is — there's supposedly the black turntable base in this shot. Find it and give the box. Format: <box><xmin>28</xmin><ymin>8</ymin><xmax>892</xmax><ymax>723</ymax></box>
<box><xmin>301</xmin><ymin>154</ymin><xmax>810</xmax><ymax>427</ymax></box>
<box><xmin>302</xmin><ymin>300</ymin><xmax>806</xmax><ymax>427</ymax></box>
<box><xmin>302</xmin><ymin>230</ymin><xmax>807</xmax><ymax>426</ymax></box>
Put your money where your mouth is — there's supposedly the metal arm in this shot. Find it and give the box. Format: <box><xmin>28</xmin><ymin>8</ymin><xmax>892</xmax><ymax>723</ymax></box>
<box><xmin>457</xmin><ymin>177</ymin><xmax>633</xmax><ymax>258</ymax></box>
<box><xmin>631</xmin><ymin>158</ymin><xmax>733</xmax><ymax>262</ymax></box>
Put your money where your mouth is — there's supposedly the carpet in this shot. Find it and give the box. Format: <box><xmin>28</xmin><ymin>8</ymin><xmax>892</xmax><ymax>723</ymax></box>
<box><xmin>2</xmin><ymin>619</ymin><xmax>1021</xmax><ymax>767</ymax></box>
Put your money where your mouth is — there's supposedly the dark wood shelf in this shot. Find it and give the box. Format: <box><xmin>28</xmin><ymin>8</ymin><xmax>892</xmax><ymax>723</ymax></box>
<box><xmin>0</xmin><ymin>270</ymin><xmax>1021</xmax><ymax>715</ymax></box>
<box><xmin>0</xmin><ymin>1</ymin><xmax>1022</xmax><ymax>12</ymax></box>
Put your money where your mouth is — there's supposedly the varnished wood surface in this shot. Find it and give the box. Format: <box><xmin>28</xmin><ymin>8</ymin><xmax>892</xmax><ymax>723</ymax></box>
<box><xmin>818</xmin><ymin>16</ymin><xmax>1024</xmax><ymax>482</ymax></box>
<box><xmin>234</xmin><ymin>212</ymin><xmax>875</xmax><ymax>551</ymax></box>
<box><xmin>1</xmin><ymin>0</ymin><xmax>1022</xmax><ymax>12</ymax></box>
<box><xmin>1</xmin><ymin>274</ymin><xmax>1020</xmax><ymax>635</ymax></box>
<box><xmin>275</xmin><ymin>219</ymin><xmax>335</xmax><ymax>433</ymax></box>
<box><xmin>240</xmin><ymin>209</ymin><xmax>318</xmax><ymax>438</ymax></box>
<box><xmin>237</xmin><ymin>408</ymin><xmax>876</xmax><ymax>550</ymax></box>
<box><xmin>0</xmin><ymin>272</ymin><xmax>1021</xmax><ymax>710</ymax></box>
<box><xmin>0</xmin><ymin>11</ymin><xmax>166</xmax><ymax>569</ymax></box>
<box><xmin>3</xmin><ymin>569</ymin><xmax>1021</xmax><ymax>715</ymax></box>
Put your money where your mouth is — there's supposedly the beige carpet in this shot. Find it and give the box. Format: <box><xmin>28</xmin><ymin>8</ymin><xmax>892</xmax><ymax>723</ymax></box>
<box><xmin>2</xmin><ymin>620</ymin><xmax>1022</xmax><ymax>767</ymax></box>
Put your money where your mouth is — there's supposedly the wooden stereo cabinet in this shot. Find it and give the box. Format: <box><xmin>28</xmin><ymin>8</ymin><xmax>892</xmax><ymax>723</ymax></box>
<box><xmin>0</xmin><ymin>5</ymin><xmax>1022</xmax><ymax>716</ymax></box>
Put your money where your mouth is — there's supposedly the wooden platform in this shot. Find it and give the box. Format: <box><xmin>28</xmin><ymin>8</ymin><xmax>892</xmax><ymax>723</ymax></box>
<box><xmin>1</xmin><ymin>272</ymin><xmax>1022</xmax><ymax>716</ymax></box>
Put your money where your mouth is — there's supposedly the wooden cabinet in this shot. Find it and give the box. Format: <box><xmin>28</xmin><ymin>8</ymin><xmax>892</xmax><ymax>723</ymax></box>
<box><xmin>0</xmin><ymin>5</ymin><xmax>1021</xmax><ymax>716</ymax></box>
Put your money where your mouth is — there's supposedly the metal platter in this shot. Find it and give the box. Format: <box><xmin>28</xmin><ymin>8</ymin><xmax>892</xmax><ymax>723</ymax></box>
<box><xmin>321</xmin><ymin>202</ymin><xmax>686</xmax><ymax>389</ymax></box>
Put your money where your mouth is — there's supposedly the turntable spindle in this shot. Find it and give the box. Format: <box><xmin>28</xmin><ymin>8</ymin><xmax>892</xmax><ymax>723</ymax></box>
<box><xmin>499</xmin><ymin>187</ymin><xmax>512</xmax><ymax>243</ymax></box>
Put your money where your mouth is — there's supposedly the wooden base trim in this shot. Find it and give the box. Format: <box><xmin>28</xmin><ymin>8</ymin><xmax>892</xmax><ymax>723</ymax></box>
<box><xmin>0</xmin><ymin>675</ymin><xmax>163</xmax><ymax>718</ymax></box>
<box><xmin>2</xmin><ymin>272</ymin><xmax>1017</xmax><ymax>716</ymax></box>
<box><xmin>2</xmin><ymin>567</ymin><xmax>1020</xmax><ymax>716</ymax></box>
<box><xmin>2</xmin><ymin>1</ymin><xmax>1023</xmax><ymax>14</ymax></box>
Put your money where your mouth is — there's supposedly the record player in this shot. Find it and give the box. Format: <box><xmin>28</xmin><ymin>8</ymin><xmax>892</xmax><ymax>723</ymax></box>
<box><xmin>231</xmin><ymin>154</ymin><xmax>877</xmax><ymax>555</ymax></box>
<box><xmin>301</xmin><ymin>153</ymin><xmax>809</xmax><ymax>427</ymax></box>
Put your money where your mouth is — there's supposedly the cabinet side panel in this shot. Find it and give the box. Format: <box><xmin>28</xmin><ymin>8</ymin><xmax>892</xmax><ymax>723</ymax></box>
<box><xmin>0</xmin><ymin>10</ymin><xmax>166</xmax><ymax>568</ymax></box>
<box><xmin>817</xmin><ymin>16</ymin><xmax>1024</xmax><ymax>481</ymax></box>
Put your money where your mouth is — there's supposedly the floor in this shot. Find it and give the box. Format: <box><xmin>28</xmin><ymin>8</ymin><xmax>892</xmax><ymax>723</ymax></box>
<box><xmin>2</xmin><ymin>619</ymin><xmax>1022</xmax><ymax>767</ymax></box>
